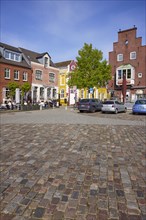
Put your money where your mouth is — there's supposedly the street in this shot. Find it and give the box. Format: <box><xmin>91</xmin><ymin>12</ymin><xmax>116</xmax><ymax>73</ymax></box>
<box><xmin>0</xmin><ymin>108</ymin><xmax>146</xmax><ymax>220</ymax></box>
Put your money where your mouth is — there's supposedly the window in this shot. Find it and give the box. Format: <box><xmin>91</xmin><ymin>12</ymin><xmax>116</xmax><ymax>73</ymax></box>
<box><xmin>118</xmin><ymin>70</ymin><xmax>122</xmax><ymax>79</ymax></box>
<box><xmin>23</xmin><ymin>72</ymin><xmax>28</xmax><ymax>81</ymax></box>
<box><xmin>130</xmin><ymin>52</ymin><xmax>136</xmax><ymax>60</ymax></box>
<box><xmin>60</xmin><ymin>89</ymin><xmax>64</xmax><ymax>98</ymax></box>
<box><xmin>53</xmin><ymin>89</ymin><xmax>56</xmax><ymax>98</ymax></box>
<box><xmin>127</xmin><ymin>69</ymin><xmax>131</xmax><ymax>78</ymax></box>
<box><xmin>44</xmin><ymin>57</ymin><xmax>48</xmax><ymax>67</ymax></box>
<box><xmin>40</xmin><ymin>87</ymin><xmax>44</xmax><ymax>99</ymax></box>
<box><xmin>5</xmin><ymin>68</ymin><xmax>10</xmax><ymax>79</ymax></box>
<box><xmin>116</xmin><ymin>64</ymin><xmax>134</xmax><ymax>86</ymax></box>
<box><xmin>61</xmin><ymin>75</ymin><xmax>65</xmax><ymax>85</ymax></box>
<box><xmin>47</xmin><ymin>88</ymin><xmax>51</xmax><ymax>98</ymax></box>
<box><xmin>117</xmin><ymin>54</ymin><xmax>123</xmax><ymax>61</ymax></box>
<box><xmin>14</xmin><ymin>70</ymin><xmax>19</xmax><ymax>80</ymax></box>
<box><xmin>49</xmin><ymin>73</ymin><xmax>55</xmax><ymax>82</ymax></box>
<box><xmin>5</xmin><ymin>50</ymin><xmax>21</xmax><ymax>62</ymax></box>
<box><xmin>35</xmin><ymin>70</ymin><xmax>42</xmax><ymax>80</ymax></box>
<box><xmin>138</xmin><ymin>73</ymin><xmax>142</xmax><ymax>78</ymax></box>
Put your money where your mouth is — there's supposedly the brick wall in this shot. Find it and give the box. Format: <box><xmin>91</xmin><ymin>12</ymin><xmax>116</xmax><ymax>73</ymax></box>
<box><xmin>0</xmin><ymin>63</ymin><xmax>32</xmax><ymax>103</ymax></box>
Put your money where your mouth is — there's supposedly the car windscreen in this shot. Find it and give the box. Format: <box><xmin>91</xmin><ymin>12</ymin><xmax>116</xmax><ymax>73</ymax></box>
<box><xmin>135</xmin><ymin>100</ymin><xmax>146</xmax><ymax>104</ymax></box>
<box><xmin>103</xmin><ymin>101</ymin><xmax>114</xmax><ymax>104</ymax></box>
<box><xmin>80</xmin><ymin>99</ymin><xmax>90</xmax><ymax>103</ymax></box>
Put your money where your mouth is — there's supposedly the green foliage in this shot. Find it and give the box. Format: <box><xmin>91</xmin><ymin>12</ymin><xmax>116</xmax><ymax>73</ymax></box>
<box><xmin>21</xmin><ymin>82</ymin><xmax>31</xmax><ymax>97</ymax></box>
<box><xmin>68</xmin><ymin>43</ymin><xmax>111</xmax><ymax>89</ymax></box>
<box><xmin>7</xmin><ymin>82</ymin><xmax>19</xmax><ymax>99</ymax></box>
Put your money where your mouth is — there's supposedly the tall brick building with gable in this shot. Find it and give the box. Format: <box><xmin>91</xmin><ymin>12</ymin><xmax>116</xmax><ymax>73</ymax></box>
<box><xmin>108</xmin><ymin>26</ymin><xmax>146</xmax><ymax>102</ymax></box>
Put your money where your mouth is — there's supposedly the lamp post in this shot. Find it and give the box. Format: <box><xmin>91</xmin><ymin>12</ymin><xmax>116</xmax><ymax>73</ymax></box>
<box><xmin>122</xmin><ymin>71</ymin><xmax>126</xmax><ymax>103</ymax></box>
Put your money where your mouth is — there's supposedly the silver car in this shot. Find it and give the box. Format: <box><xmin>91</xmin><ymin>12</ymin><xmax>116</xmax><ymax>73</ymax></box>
<box><xmin>101</xmin><ymin>100</ymin><xmax>127</xmax><ymax>114</ymax></box>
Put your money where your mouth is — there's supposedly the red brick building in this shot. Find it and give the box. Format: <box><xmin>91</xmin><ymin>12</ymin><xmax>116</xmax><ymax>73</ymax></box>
<box><xmin>0</xmin><ymin>43</ymin><xmax>32</xmax><ymax>104</ymax></box>
<box><xmin>0</xmin><ymin>43</ymin><xmax>59</xmax><ymax>105</ymax></box>
<box><xmin>108</xmin><ymin>27</ymin><xmax>146</xmax><ymax>102</ymax></box>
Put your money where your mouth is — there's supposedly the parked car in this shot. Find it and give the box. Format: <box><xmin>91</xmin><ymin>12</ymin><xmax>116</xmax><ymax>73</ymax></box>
<box><xmin>132</xmin><ymin>99</ymin><xmax>146</xmax><ymax>114</ymax></box>
<box><xmin>78</xmin><ymin>98</ymin><xmax>103</xmax><ymax>113</ymax></box>
<box><xmin>101</xmin><ymin>100</ymin><xmax>127</xmax><ymax>114</ymax></box>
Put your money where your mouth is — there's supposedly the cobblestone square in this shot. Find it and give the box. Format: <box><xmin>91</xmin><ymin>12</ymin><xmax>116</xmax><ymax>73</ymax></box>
<box><xmin>0</xmin><ymin>108</ymin><xmax>146</xmax><ymax>219</ymax></box>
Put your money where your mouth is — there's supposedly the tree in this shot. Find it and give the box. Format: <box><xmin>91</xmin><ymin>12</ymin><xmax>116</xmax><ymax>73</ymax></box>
<box><xmin>21</xmin><ymin>82</ymin><xmax>31</xmax><ymax>97</ymax></box>
<box><xmin>68</xmin><ymin>43</ymin><xmax>111</xmax><ymax>90</ymax></box>
<box><xmin>7</xmin><ymin>82</ymin><xmax>19</xmax><ymax>100</ymax></box>
<box><xmin>20</xmin><ymin>82</ymin><xmax>31</xmax><ymax>103</ymax></box>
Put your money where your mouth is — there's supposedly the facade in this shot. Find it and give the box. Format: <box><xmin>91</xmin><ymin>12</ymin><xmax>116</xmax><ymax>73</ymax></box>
<box><xmin>108</xmin><ymin>26</ymin><xmax>146</xmax><ymax>102</ymax></box>
<box><xmin>19</xmin><ymin>48</ymin><xmax>59</xmax><ymax>103</ymax></box>
<box><xmin>0</xmin><ymin>42</ymin><xmax>32</xmax><ymax>104</ymax></box>
<box><xmin>0</xmin><ymin>42</ymin><xmax>59</xmax><ymax>105</ymax></box>
<box><xmin>55</xmin><ymin>60</ymin><xmax>77</xmax><ymax>105</ymax></box>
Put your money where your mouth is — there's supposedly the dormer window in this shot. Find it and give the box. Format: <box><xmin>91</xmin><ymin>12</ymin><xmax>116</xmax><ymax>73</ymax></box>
<box><xmin>5</xmin><ymin>50</ymin><xmax>21</xmax><ymax>62</ymax></box>
<box><xmin>44</xmin><ymin>57</ymin><xmax>49</xmax><ymax>67</ymax></box>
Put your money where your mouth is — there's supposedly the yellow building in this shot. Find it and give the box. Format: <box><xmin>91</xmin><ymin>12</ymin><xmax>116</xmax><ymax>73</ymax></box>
<box><xmin>78</xmin><ymin>87</ymin><xmax>108</xmax><ymax>101</ymax></box>
<box><xmin>55</xmin><ymin>60</ymin><xmax>77</xmax><ymax>106</ymax></box>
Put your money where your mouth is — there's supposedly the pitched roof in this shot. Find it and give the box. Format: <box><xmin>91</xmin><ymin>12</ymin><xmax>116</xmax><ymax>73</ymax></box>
<box><xmin>55</xmin><ymin>60</ymin><xmax>72</xmax><ymax>68</ymax></box>
<box><xmin>0</xmin><ymin>42</ymin><xmax>31</xmax><ymax>69</ymax></box>
<box><xmin>19</xmin><ymin>47</ymin><xmax>56</xmax><ymax>67</ymax></box>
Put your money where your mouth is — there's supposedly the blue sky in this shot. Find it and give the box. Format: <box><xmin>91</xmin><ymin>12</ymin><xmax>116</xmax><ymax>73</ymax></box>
<box><xmin>1</xmin><ymin>0</ymin><xmax>145</xmax><ymax>63</ymax></box>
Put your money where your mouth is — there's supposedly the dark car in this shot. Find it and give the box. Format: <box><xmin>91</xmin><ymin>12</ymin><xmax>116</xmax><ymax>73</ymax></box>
<box><xmin>132</xmin><ymin>99</ymin><xmax>146</xmax><ymax>114</ymax></box>
<box><xmin>78</xmin><ymin>98</ymin><xmax>103</xmax><ymax>113</ymax></box>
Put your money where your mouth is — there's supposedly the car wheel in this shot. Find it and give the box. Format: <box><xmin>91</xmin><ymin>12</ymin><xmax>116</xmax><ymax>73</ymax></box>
<box><xmin>102</xmin><ymin>111</ymin><xmax>105</xmax><ymax>114</ymax></box>
<box><xmin>80</xmin><ymin>110</ymin><xmax>84</xmax><ymax>113</ymax></box>
<box><xmin>115</xmin><ymin>109</ymin><xmax>118</xmax><ymax>114</ymax></box>
<box><xmin>92</xmin><ymin>108</ymin><xmax>96</xmax><ymax>113</ymax></box>
<box><xmin>133</xmin><ymin>112</ymin><xmax>138</xmax><ymax>115</ymax></box>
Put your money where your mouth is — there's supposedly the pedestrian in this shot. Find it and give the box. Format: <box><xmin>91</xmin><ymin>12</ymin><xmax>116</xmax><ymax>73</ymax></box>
<box><xmin>8</xmin><ymin>101</ymin><xmax>12</xmax><ymax>110</ymax></box>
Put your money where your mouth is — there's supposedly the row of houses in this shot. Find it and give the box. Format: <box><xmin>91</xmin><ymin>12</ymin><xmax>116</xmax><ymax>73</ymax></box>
<box><xmin>0</xmin><ymin>26</ymin><xmax>146</xmax><ymax>106</ymax></box>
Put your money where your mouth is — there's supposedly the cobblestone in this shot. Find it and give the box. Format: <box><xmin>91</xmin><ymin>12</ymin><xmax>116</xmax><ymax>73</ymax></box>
<box><xmin>0</xmin><ymin>109</ymin><xmax>146</xmax><ymax>219</ymax></box>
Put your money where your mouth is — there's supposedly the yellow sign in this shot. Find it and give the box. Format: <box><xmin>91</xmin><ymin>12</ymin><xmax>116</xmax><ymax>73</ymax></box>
<box><xmin>98</xmin><ymin>88</ymin><xmax>106</xmax><ymax>93</ymax></box>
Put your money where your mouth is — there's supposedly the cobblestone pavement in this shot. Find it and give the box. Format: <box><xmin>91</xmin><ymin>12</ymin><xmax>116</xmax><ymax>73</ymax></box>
<box><xmin>0</xmin><ymin>108</ymin><xmax>146</xmax><ymax>220</ymax></box>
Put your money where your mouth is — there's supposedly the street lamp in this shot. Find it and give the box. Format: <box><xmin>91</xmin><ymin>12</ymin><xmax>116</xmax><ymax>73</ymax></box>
<box><xmin>122</xmin><ymin>71</ymin><xmax>126</xmax><ymax>103</ymax></box>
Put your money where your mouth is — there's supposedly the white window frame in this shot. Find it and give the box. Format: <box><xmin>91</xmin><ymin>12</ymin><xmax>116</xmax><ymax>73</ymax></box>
<box><xmin>49</xmin><ymin>72</ymin><xmax>55</xmax><ymax>82</ymax></box>
<box><xmin>40</xmin><ymin>87</ymin><xmax>44</xmax><ymax>99</ymax></box>
<box><xmin>35</xmin><ymin>70</ymin><xmax>42</xmax><ymax>80</ymax></box>
<box><xmin>117</xmin><ymin>54</ymin><xmax>123</xmax><ymax>62</ymax></box>
<box><xmin>23</xmin><ymin>72</ymin><xmax>28</xmax><ymax>81</ymax></box>
<box><xmin>5</xmin><ymin>50</ymin><xmax>21</xmax><ymax>62</ymax></box>
<box><xmin>118</xmin><ymin>70</ymin><xmax>122</xmax><ymax>79</ymax></box>
<box><xmin>130</xmin><ymin>51</ymin><xmax>136</xmax><ymax>60</ymax></box>
<box><xmin>60</xmin><ymin>89</ymin><xmax>64</xmax><ymax>98</ymax></box>
<box><xmin>4</xmin><ymin>68</ymin><xmax>10</xmax><ymax>79</ymax></box>
<box><xmin>127</xmin><ymin>69</ymin><xmax>131</xmax><ymax>79</ymax></box>
<box><xmin>53</xmin><ymin>89</ymin><xmax>56</xmax><ymax>98</ymax></box>
<box><xmin>14</xmin><ymin>70</ymin><xmax>19</xmax><ymax>80</ymax></box>
<box><xmin>47</xmin><ymin>88</ymin><xmax>51</xmax><ymax>99</ymax></box>
<box><xmin>44</xmin><ymin>57</ymin><xmax>49</xmax><ymax>67</ymax></box>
